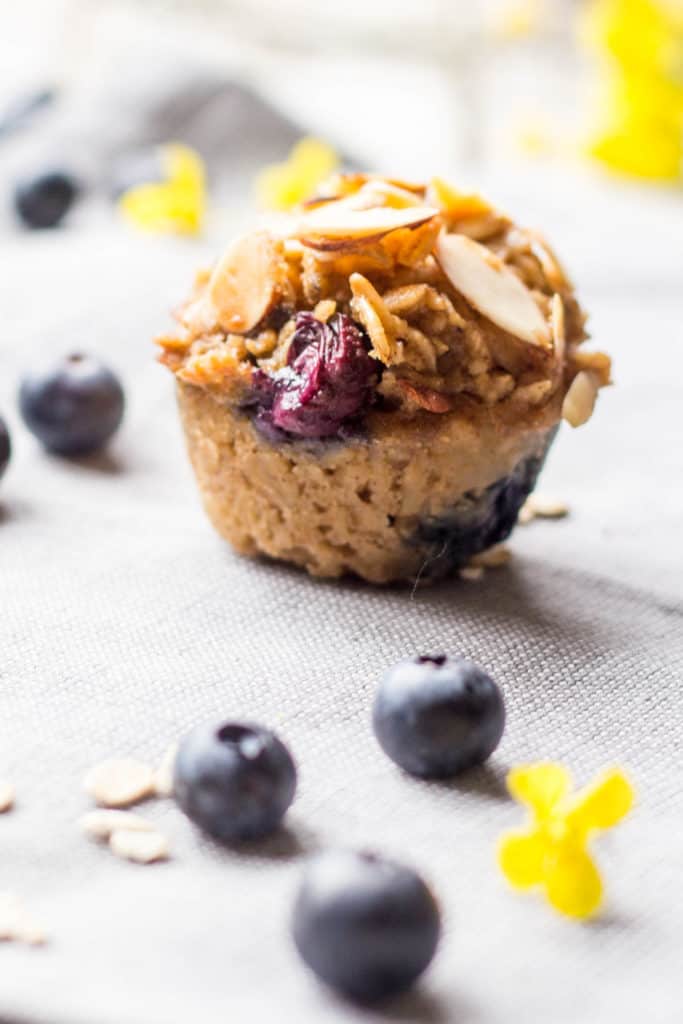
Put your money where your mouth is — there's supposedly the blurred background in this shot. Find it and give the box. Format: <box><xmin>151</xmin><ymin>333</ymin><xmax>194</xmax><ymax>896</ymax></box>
<box><xmin>1</xmin><ymin>0</ymin><xmax>682</xmax><ymax>236</ymax></box>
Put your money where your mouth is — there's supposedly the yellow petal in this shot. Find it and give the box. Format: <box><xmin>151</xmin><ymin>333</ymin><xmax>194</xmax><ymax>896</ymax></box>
<box><xmin>163</xmin><ymin>144</ymin><xmax>206</xmax><ymax>190</ymax></box>
<box><xmin>566</xmin><ymin>769</ymin><xmax>634</xmax><ymax>834</ymax></box>
<box><xmin>507</xmin><ymin>763</ymin><xmax>572</xmax><ymax>818</ymax></box>
<box><xmin>255</xmin><ymin>137</ymin><xmax>338</xmax><ymax>211</ymax></box>
<box><xmin>498</xmin><ymin>829</ymin><xmax>548</xmax><ymax>889</ymax></box>
<box><xmin>119</xmin><ymin>143</ymin><xmax>206</xmax><ymax>235</ymax></box>
<box><xmin>544</xmin><ymin>846</ymin><xmax>603</xmax><ymax>919</ymax></box>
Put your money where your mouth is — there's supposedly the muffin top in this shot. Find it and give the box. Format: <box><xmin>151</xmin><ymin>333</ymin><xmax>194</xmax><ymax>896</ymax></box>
<box><xmin>158</xmin><ymin>174</ymin><xmax>610</xmax><ymax>441</ymax></box>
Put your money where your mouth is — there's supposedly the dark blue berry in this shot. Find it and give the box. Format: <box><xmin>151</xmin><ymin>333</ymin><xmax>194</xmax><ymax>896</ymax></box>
<box><xmin>0</xmin><ymin>415</ymin><xmax>10</xmax><ymax>481</ymax></box>
<box><xmin>372</xmin><ymin>655</ymin><xmax>505</xmax><ymax>778</ymax></box>
<box><xmin>411</xmin><ymin>432</ymin><xmax>556</xmax><ymax>578</ymax></box>
<box><xmin>174</xmin><ymin>721</ymin><xmax>297</xmax><ymax>842</ymax></box>
<box><xmin>292</xmin><ymin>850</ymin><xmax>441</xmax><ymax>1003</ymax></box>
<box><xmin>13</xmin><ymin>169</ymin><xmax>80</xmax><ymax>229</ymax></box>
<box><xmin>19</xmin><ymin>353</ymin><xmax>124</xmax><ymax>456</ymax></box>
<box><xmin>249</xmin><ymin>312</ymin><xmax>377</xmax><ymax>440</ymax></box>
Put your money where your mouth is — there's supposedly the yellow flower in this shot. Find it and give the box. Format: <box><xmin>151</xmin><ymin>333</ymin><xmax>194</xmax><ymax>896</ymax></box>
<box><xmin>119</xmin><ymin>144</ymin><xmax>206</xmax><ymax>236</ymax></box>
<box><xmin>498</xmin><ymin>763</ymin><xmax>634</xmax><ymax>919</ymax></box>
<box><xmin>255</xmin><ymin>137</ymin><xmax>338</xmax><ymax>211</ymax></box>
<box><xmin>581</xmin><ymin>0</ymin><xmax>683</xmax><ymax>181</ymax></box>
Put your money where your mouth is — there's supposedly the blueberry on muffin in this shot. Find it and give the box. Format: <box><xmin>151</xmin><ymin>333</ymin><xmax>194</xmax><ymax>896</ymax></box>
<box><xmin>157</xmin><ymin>174</ymin><xmax>610</xmax><ymax>583</ymax></box>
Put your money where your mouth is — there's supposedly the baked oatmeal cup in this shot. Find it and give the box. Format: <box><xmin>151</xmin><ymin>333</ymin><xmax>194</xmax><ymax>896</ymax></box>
<box><xmin>158</xmin><ymin>174</ymin><xmax>610</xmax><ymax>584</ymax></box>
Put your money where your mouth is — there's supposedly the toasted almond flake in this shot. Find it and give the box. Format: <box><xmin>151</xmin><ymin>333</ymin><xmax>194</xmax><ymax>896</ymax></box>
<box><xmin>79</xmin><ymin>809</ymin><xmax>156</xmax><ymax>840</ymax></box>
<box><xmin>435</xmin><ymin>232</ymin><xmax>551</xmax><ymax>347</ymax></box>
<box><xmin>347</xmin><ymin>180</ymin><xmax>422</xmax><ymax>210</ymax></box>
<box><xmin>153</xmin><ymin>743</ymin><xmax>178</xmax><ymax>798</ymax></box>
<box><xmin>562</xmin><ymin>370</ymin><xmax>598</xmax><ymax>427</ymax></box>
<box><xmin>427</xmin><ymin>177</ymin><xmax>493</xmax><ymax>220</ymax></box>
<box><xmin>296</xmin><ymin>202</ymin><xmax>438</xmax><ymax>247</ymax></box>
<box><xmin>459</xmin><ymin>566</ymin><xmax>485</xmax><ymax>581</ymax></box>
<box><xmin>551</xmin><ymin>293</ymin><xmax>566</xmax><ymax>364</ymax></box>
<box><xmin>529</xmin><ymin>232</ymin><xmax>571</xmax><ymax>290</ymax></box>
<box><xmin>206</xmin><ymin>231</ymin><xmax>281</xmax><ymax>333</ymax></box>
<box><xmin>470</xmin><ymin>544</ymin><xmax>512</xmax><ymax>568</ymax></box>
<box><xmin>84</xmin><ymin>758</ymin><xmax>154</xmax><ymax>808</ymax></box>
<box><xmin>0</xmin><ymin>782</ymin><xmax>15</xmax><ymax>813</ymax></box>
<box><xmin>110</xmin><ymin>829</ymin><xmax>169</xmax><ymax>864</ymax></box>
<box><xmin>527</xmin><ymin>495</ymin><xmax>569</xmax><ymax>519</ymax></box>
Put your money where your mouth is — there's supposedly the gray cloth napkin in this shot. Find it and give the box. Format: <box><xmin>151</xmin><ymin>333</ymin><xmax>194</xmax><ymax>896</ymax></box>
<box><xmin>0</xmin><ymin>196</ymin><xmax>681</xmax><ymax>1024</ymax></box>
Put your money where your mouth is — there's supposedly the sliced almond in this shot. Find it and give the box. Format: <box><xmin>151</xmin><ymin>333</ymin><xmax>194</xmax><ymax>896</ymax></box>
<box><xmin>84</xmin><ymin>758</ymin><xmax>154</xmax><ymax>808</ymax></box>
<box><xmin>79</xmin><ymin>809</ymin><xmax>155</xmax><ymax>841</ymax></box>
<box><xmin>110</xmin><ymin>829</ymin><xmax>169</xmax><ymax>864</ymax></box>
<box><xmin>551</xmin><ymin>293</ymin><xmax>566</xmax><ymax>364</ymax></box>
<box><xmin>435</xmin><ymin>232</ymin><xmax>551</xmax><ymax>347</ymax></box>
<box><xmin>296</xmin><ymin>202</ymin><xmax>438</xmax><ymax>251</ymax></box>
<box><xmin>427</xmin><ymin>177</ymin><xmax>493</xmax><ymax>220</ymax></box>
<box><xmin>0</xmin><ymin>782</ymin><xmax>14</xmax><ymax>813</ymax></box>
<box><xmin>562</xmin><ymin>370</ymin><xmax>598</xmax><ymax>427</ymax></box>
<box><xmin>206</xmin><ymin>231</ymin><xmax>281</xmax><ymax>333</ymax></box>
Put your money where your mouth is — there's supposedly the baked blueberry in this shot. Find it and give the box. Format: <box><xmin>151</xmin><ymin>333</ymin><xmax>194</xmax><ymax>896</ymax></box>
<box><xmin>292</xmin><ymin>849</ymin><xmax>441</xmax><ymax>1003</ymax></box>
<box><xmin>250</xmin><ymin>312</ymin><xmax>377</xmax><ymax>440</ymax></box>
<box><xmin>173</xmin><ymin>721</ymin><xmax>297</xmax><ymax>842</ymax></box>
<box><xmin>372</xmin><ymin>654</ymin><xmax>505</xmax><ymax>778</ymax></box>
<box><xmin>19</xmin><ymin>353</ymin><xmax>124</xmax><ymax>456</ymax></box>
<box><xmin>0</xmin><ymin>415</ymin><xmax>10</xmax><ymax>481</ymax></box>
<box><xmin>13</xmin><ymin>169</ymin><xmax>80</xmax><ymax>229</ymax></box>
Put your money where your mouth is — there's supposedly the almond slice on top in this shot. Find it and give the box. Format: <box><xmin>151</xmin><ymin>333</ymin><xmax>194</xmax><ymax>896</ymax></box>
<box><xmin>296</xmin><ymin>202</ymin><xmax>439</xmax><ymax>251</ymax></box>
<box><xmin>206</xmin><ymin>231</ymin><xmax>281</xmax><ymax>333</ymax></box>
<box><xmin>435</xmin><ymin>232</ymin><xmax>551</xmax><ymax>348</ymax></box>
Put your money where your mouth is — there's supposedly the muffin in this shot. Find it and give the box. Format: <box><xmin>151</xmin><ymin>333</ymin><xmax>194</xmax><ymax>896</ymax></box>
<box><xmin>158</xmin><ymin>174</ymin><xmax>610</xmax><ymax>584</ymax></box>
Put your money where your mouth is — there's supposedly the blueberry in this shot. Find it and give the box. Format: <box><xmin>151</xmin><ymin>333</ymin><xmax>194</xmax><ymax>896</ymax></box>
<box><xmin>292</xmin><ymin>850</ymin><xmax>441</xmax><ymax>1003</ymax></box>
<box><xmin>411</xmin><ymin>435</ymin><xmax>556</xmax><ymax>579</ymax></box>
<box><xmin>173</xmin><ymin>721</ymin><xmax>297</xmax><ymax>842</ymax></box>
<box><xmin>0</xmin><ymin>415</ymin><xmax>10</xmax><ymax>480</ymax></box>
<box><xmin>372</xmin><ymin>655</ymin><xmax>505</xmax><ymax>778</ymax></box>
<box><xmin>249</xmin><ymin>312</ymin><xmax>377</xmax><ymax>440</ymax></box>
<box><xmin>19</xmin><ymin>353</ymin><xmax>124</xmax><ymax>456</ymax></box>
<box><xmin>13</xmin><ymin>169</ymin><xmax>80</xmax><ymax>229</ymax></box>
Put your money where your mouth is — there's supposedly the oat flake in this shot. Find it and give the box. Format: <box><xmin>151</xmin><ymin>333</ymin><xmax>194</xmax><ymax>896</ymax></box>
<box><xmin>84</xmin><ymin>758</ymin><xmax>154</xmax><ymax>808</ymax></box>
<box><xmin>110</xmin><ymin>829</ymin><xmax>169</xmax><ymax>864</ymax></box>
<box><xmin>79</xmin><ymin>809</ymin><xmax>155</xmax><ymax>840</ymax></box>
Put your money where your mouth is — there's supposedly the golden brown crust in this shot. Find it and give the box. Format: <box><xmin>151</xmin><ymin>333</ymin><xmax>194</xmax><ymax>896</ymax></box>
<box><xmin>157</xmin><ymin>173</ymin><xmax>610</xmax><ymax>424</ymax></box>
<box><xmin>177</xmin><ymin>380</ymin><xmax>560</xmax><ymax>583</ymax></box>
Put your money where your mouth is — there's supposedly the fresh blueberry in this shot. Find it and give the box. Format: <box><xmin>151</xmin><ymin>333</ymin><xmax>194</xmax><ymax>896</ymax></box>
<box><xmin>373</xmin><ymin>655</ymin><xmax>505</xmax><ymax>778</ymax></box>
<box><xmin>249</xmin><ymin>311</ymin><xmax>377</xmax><ymax>440</ymax></box>
<box><xmin>174</xmin><ymin>721</ymin><xmax>297</xmax><ymax>842</ymax></box>
<box><xmin>292</xmin><ymin>849</ymin><xmax>441</xmax><ymax>1003</ymax></box>
<box><xmin>0</xmin><ymin>415</ymin><xmax>10</xmax><ymax>480</ymax></box>
<box><xmin>19</xmin><ymin>353</ymin><xmax>124</xmax><ymax>456</ymax></box>
<box><xmin>13</xmin><ymin>169</ymin><xmax>80</xmax><ymax>229</ymax></box>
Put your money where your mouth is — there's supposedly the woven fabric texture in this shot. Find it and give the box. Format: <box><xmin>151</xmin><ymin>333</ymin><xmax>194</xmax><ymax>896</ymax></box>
<box><xmin>0</xmin><ymin>218</ymin><xmax>681</xmax><ymax>1024</ymax></box>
